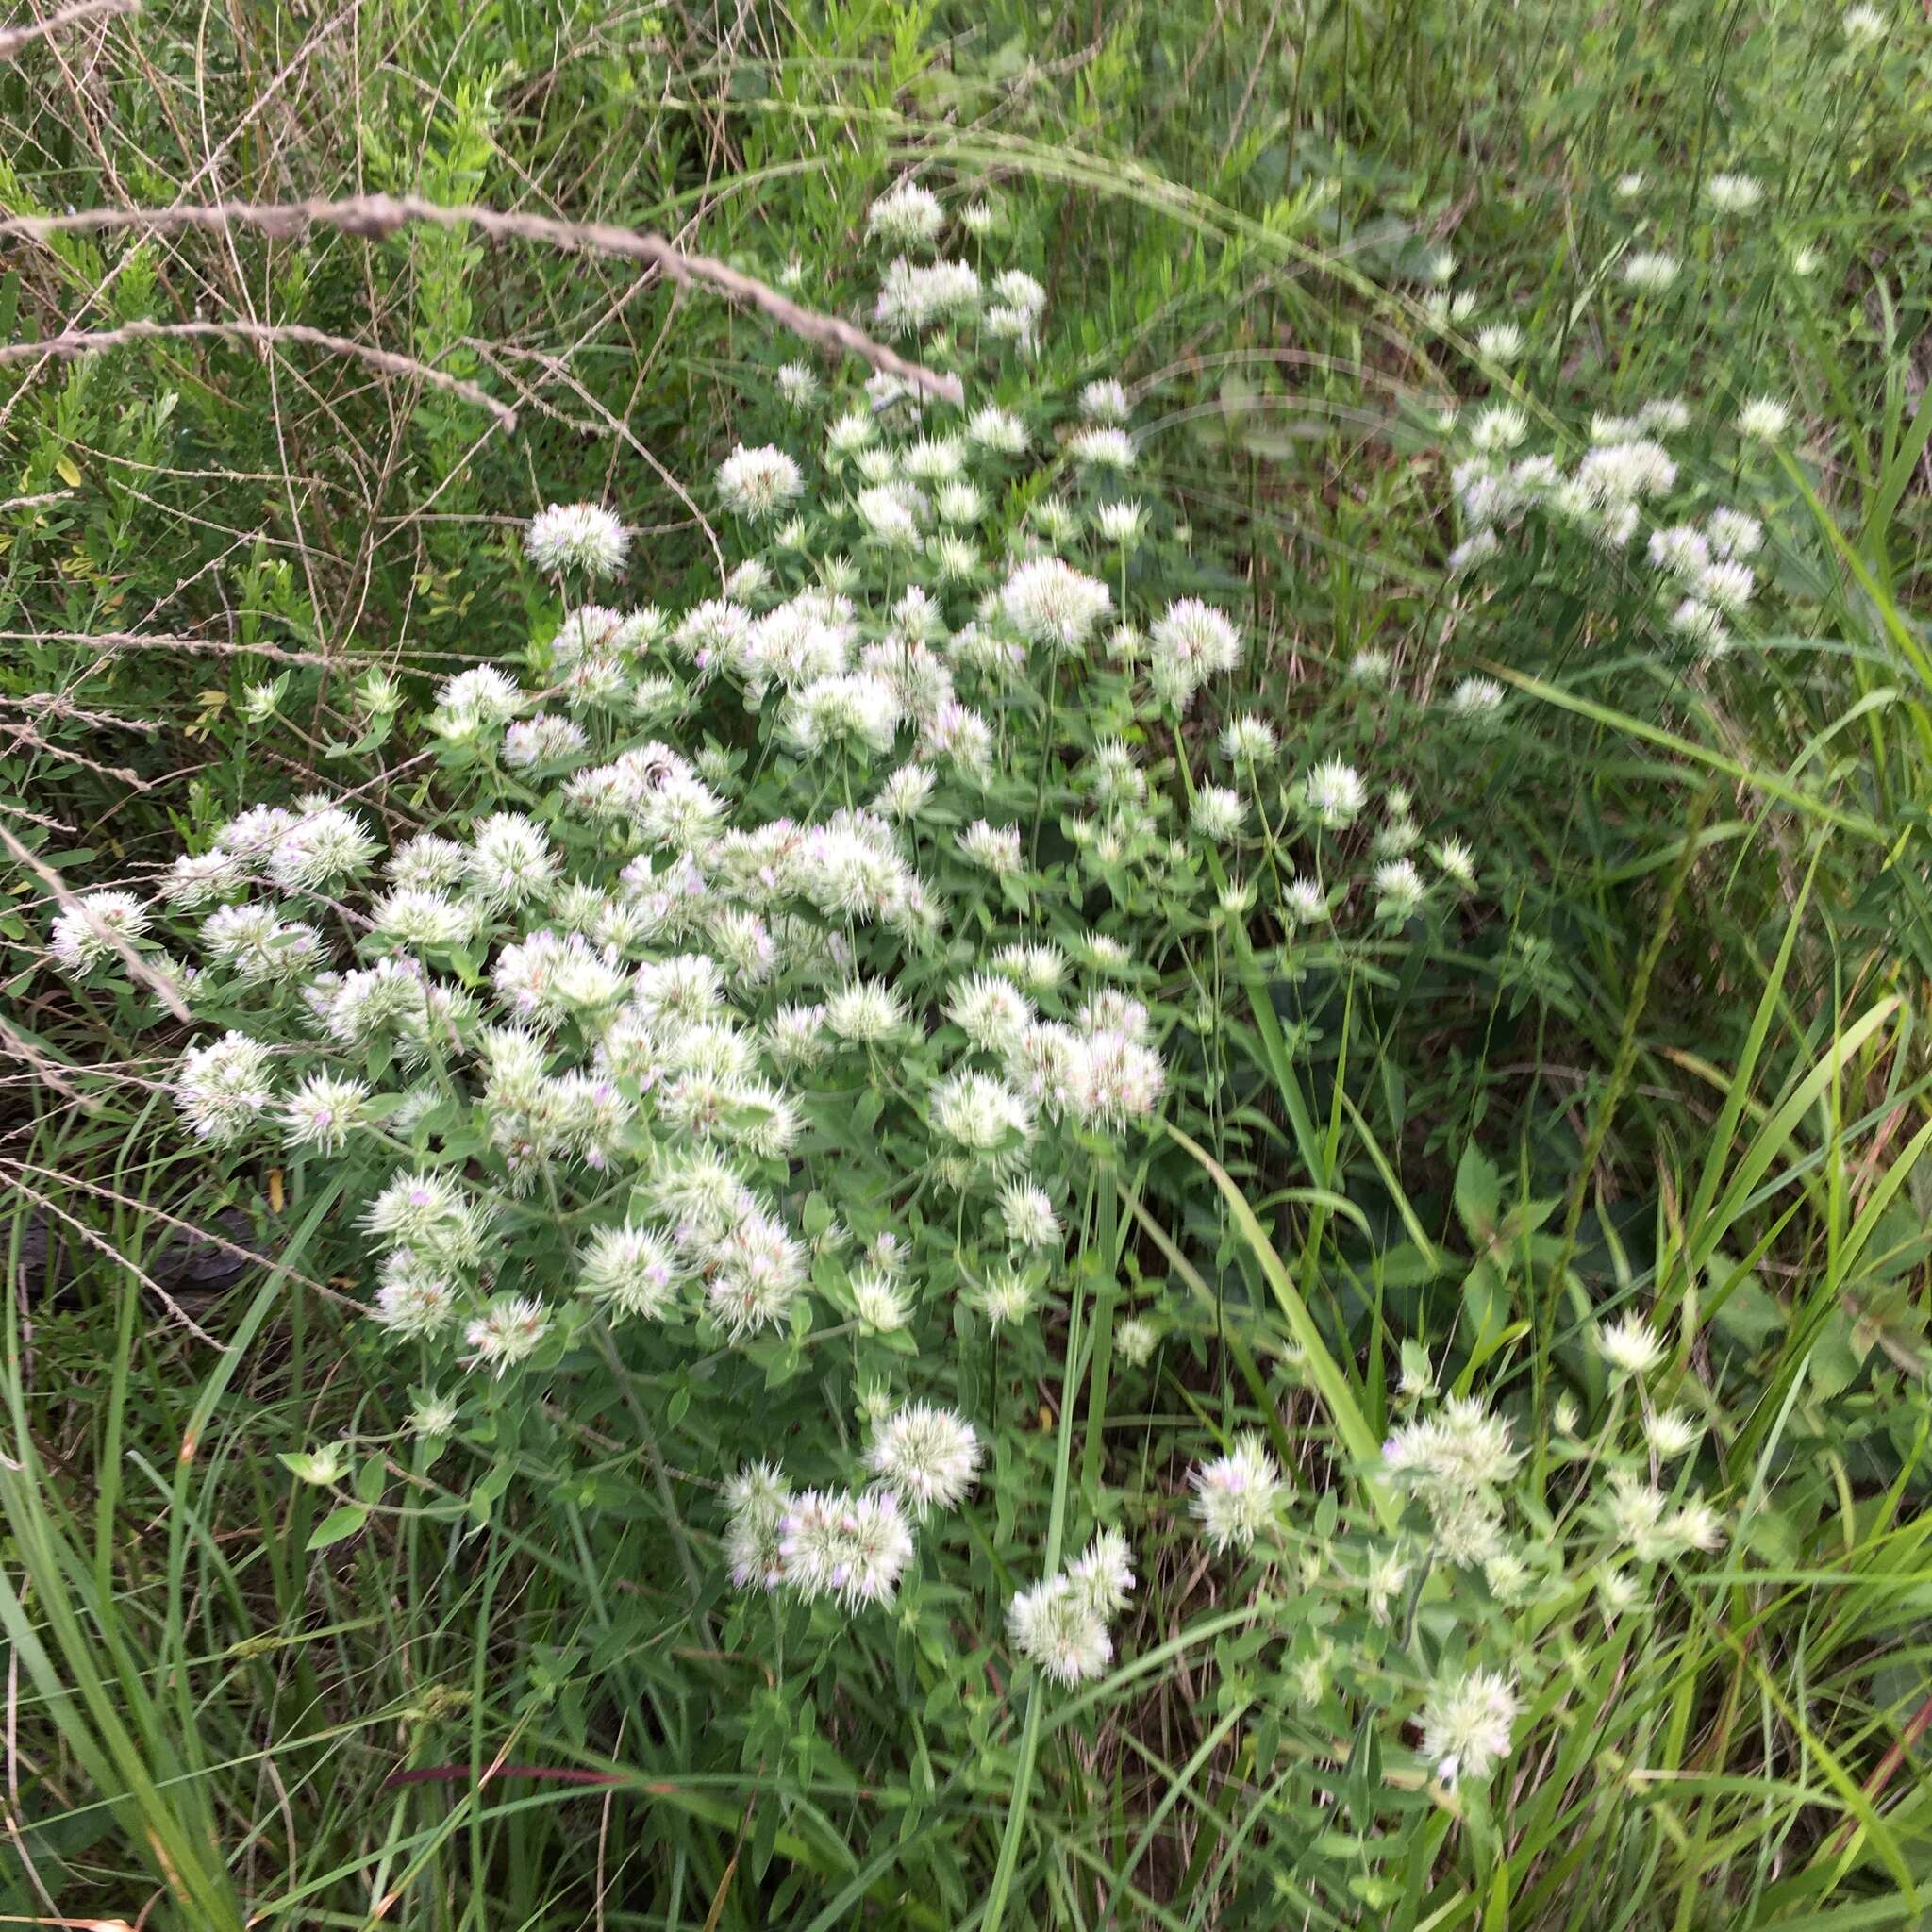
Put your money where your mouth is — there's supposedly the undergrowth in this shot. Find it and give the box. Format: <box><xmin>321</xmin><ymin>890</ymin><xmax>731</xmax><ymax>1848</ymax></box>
<box><xmin>1</xmin><ymin>1</ymin><xmax>1928</xmax><ymax>1927</ymax></box>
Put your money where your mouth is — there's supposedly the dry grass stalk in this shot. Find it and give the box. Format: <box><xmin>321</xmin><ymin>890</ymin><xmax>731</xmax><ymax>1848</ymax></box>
<box><xmin>0</xmin><ymin>0</ymin><xmax>137</xmax><ymax>60</ymax></box>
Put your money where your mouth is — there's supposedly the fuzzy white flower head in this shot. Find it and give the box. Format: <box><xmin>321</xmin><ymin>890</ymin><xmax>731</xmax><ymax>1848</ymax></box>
<box><xmin>936</xmin><ymin>479</ymin><xmax>985</xmax><ymax>525</ymax></box>
<box><xmin>997</xmin><ymin>1180</ymin><xmax>1060</xmax><ymax>1248</ymax></box>
<box><xmin>1069</xmin><ymin>1527</ymin><xmax>1137</xmax><ymax>1616</ymax></box>
<box><xmin>436</xmin><ymin>666</ymin><xmax>525</xmax><ymax>730</ymax></box>
<box><xmin>1467</xmin><ymin>403</ymin><xmax>1528</xmax><ymax>454</ymax></box>
<box><xmin>1669</xmin><ymin>597</ymin><xmax>1731</xmax><ymax>656</ymax></box>
<box><xmin>372</xmin><ymin>1257</ymin><xmax>459</xmax><ymax>1340</ymax></box>
<box><xmin>158</xmin><ymin>850</ymin><xmax>246</xmax><ymax>911</ymax></box>
<box><xmin>718</xmin><ymin>443</ymin><xmax>805</xmax><ymax>520</ymax></box>
<box><xmin>826</xmin><ymin>408</ymin><xmax>876</xmax><ymax>457</ymax></box>
<box><xmin>855</xmin><ymin>483</ymin><xmax>924</xmax><ymax>548</ymax></box>
<box><xmin>1068</xmin><ymin>425</ymin><xmax>1136</xmax><ymax>471</ymax></box>
<box><xmin>1448</xmin><ymin>529</ymin><xmax>1501</xmax><ymax>575</ymax></box>
<box><xmin>1029</xmin><ymin>495</ymin><xmax>1080</xmax><ymax>545</ymax></box>
<box><xmin>867</xmin><ymin>178</ymin><xmax>944</xmax><ymax>247</ymax></box>
<box><xmin>958</xmin><ymin>819</ymin><xmax>1024</xmax><ymax>874</ymax></box>
<box><xmin>902</xmin><ymin>434</ymin><xmax>968</xmax><ymax>483</ymax></box>
<box><xmin>1067</xmin><ymin>1030</ymin><xmax>1166</xmax><ymax>1132</ymax></box>
<box><xmin>783</xmin><ymin>673</ymin><xmax>906</xmax><ymax>756</ymax></box>
<box><xmin>173</xmin><ymin>1031</ymin><xmax>275</xmax><ymax>1144</ymax></box>
<box><xmin>874</xmin><ymin>257</ymin><xmax>982</xmax><ymax>335</ymax></box>
<box><xmin>503</xmin><ymin>714</ymin><xmax>590</xmax><ymax>770</ymax></box>
<box><xmin>992</xmin><ymin>941</ymin><xmax>1068</xmax><ymax>994</ymax></box>
<box><xmin>1640</xmin><ymin>397</ymin><xmax>1693</xmax><ymax>436</ymax></box>
<box><xmin>1575</xmin><ymin>438</ymin><xmax>1677</xmax><ymax>502</ymax></box>
<box><xmin>1621</xmin><ymin>250</ymin><xmax>1681</xmax><ymax>293</ymax></box>
<box><xmin>1647</xmin><ymin>524</ymin><xmax>1711</xmax><ymax>581</ymax></box>
<box><xmin>931</xmin><ymin>1069</ymin><xmax>1035</xmax><ymax>1156</ymax></box>
<box><xmin>1707</xmin><ymin>508</ymin><xmax>1764</xmax><ymax>559</ymax></box>
<box><xmin>1474</xmin><ymin>322</ymin><xmax>1525</xmax><ymax>365</ymax></box>
<box><xmin>1374</xmin><ymin>858</ymin><xmax>1427</xmax><ymax>920</ymax></box>
<box><xmin>1190</xmin><ymin>1433</ymin><xmax>1284</xmax><ymax>1554</ymax></box>
<box><xmin>577</xmin><ymin>1222</ymin><xmax>681</xmax><ymax>1322</ymax></box>
<box><xmin>866</xmin><ymin>1404</ymin><xmax>982</xmax><ymax>1516</ymax></box>
<box><xmin>948</xmin><ymin>972</ymin><xmax>1037</xmax><ymax>1053</ymax></box>
<box><xmin>966</xmin><ymin>405</ymin><xmax>1029</xmax><ymax>455</ymax></box>
<box><xmin>1644</xmin><ymin>1408</ymin><xmax>1702</xmax><ymax>1459</ymax></box>
<box><xmin>1737</xmin><ymin>396</ymin><xmax>1791</xmax><ymax>441</ymax></box>
<box><xmin>1002</xmin><ymin>557</ymin><xmax>1113</xmax><ymax>649</ymax></box>
<box><xmin>1421</xmin><ymin>1669</ymin><xmax>1520</xmax><ymax>1787</ymax></box>
<box><xmin>49</xmin><ymin>889</ymin><xmax>149</xmax><ymax>974</ymax></box>
<box><xmin>1191</xmin><ymin>785</ymin><xmax>1246</xmax><ymax>842</ymax></box>
<box><xmin>463</xmin><ymin>1296</ymin><xmax>551</xmax><ymax>1376</ymax></box>
<box><xmin>825</xmin><ymin>977</ymin><xmax>909</xmax><ymax>1043</ymax></box>
<box><xmin>1113</xmin><ymin>1316</ymin><xmax>1158</xmax><ymax>1366</ymax></box>
<box><xmin>724</xmin><ymin>1462</ymin><xmax>791</xmax><ymax>1591</ymax></box>
<box><xmin>1595</xmin><ymin>1310</ymin><xmax>1667</xmax><ymax>1378</ymax></box>
<box><xmin>1303</xmin><ymin>758</ymin><xmax>1366</xmax><ymax>829</ymax></box>
<box><xmin>1149</xmin><ymin>598</ymin><xmax>1242</xmax><ymax>702</ymax></box>
<box><xmin>280</xmin><ymin>1072</ymin><xmax>369</xmax><ymax>1154</ymax></box>
<box><xmin>1079</xmin><ymin>377</ymin><xmax>1131</xmax><ymax>423</ymax></box>
<box><xmin>1432</xmin><ymin>837</ymin><xmax>1477</xmax><ymax>891</ymax></box>
<box><xmin>1093</xmin><ymin>499</ymin><xmax>1147</xmax><ymax>548</ymax></box>
<box><xmin>849</xmin><ymin>1268</ymin><xmax>911</xmax><ymax>1334</ymax></box>
<box><xmin>779</xmin><ymin>1488</ymin><xmax>913</xmax><ymax>1607</ymax></box>
<box><xmin>1841</xmin><ymin>4</ymin><xmax>1888</xmax><ymax>41</ymax></box>
<box><xmin>1695</xmin><ymin>559</ymin><xmax>1756</xmax><ymax>613</ymax></box>
<box><xmin>468</xmin><ymin>812</ymin><xmax>558</xmax><ymax>908</ymax></box>
<box><xmin>1705</xmin><ymin>171</ymin><xmax>1765</xmax><ymax>215</ymax></box>
<box><xmin>1007</xmin><ymin>1576</ymin><xmax>1112</xmax><ymax>1683</ymax></box>
<box><xmin>774</xmin><ymin>360</ymin><xmax>820</xmax><ymax>408</ymax></box>
<box><xmin>525</xmin><ymin>503</ymin><xmax>628</xmax><ymax>576</ymax></box>
<box><xmin>268</xmin><ymin>806</ymin><xmax>378</xmax><ymax>892</ymax></box>
<box><xmin>973</xmin><ymin>1263</ymin><xmax>1040</xmax><ymax>1328</ymax></box>
<box><xmin>1220</xmin><ymin>714</ymin><xmax>1276</xmax><ymax>762</ymax></box>
<box><xmin>1449</xmin><ymin>675</ymin><xmax>1507</xmax><ymax>721</ymax></box>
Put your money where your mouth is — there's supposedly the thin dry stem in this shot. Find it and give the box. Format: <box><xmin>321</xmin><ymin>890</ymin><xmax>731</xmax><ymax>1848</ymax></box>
<box><xmin>0</xmin><ymin>0</ymin><xmax>137</xmax><ymax>60</ymax></box>
<box><xmin>0</xmin><ymin>318</ymin><xmax>519</xmax><ymax>432</ymax></box>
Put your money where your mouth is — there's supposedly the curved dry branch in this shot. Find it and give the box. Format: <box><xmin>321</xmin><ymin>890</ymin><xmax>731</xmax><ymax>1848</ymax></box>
<box><xmin>0</xmin><ymin>318</ymin><xmax>520</xmax><ymax>431</ymax></box>
<box><xmin>0</xmin><ymin>0</ymin><xmax>137</xmax><ymax>59</ymax></box>
<box><xmin>0</xmin><ymin>192</ymin><xmax>966</xmax><ymax>405</ymax></box>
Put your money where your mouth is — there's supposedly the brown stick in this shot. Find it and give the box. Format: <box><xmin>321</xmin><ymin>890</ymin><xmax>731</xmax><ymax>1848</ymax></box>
<box><xmin>0</xmin><ymin>319</ymin><xmax>518</xmax><ymax>432</ymax></box>
<box><xmin>0</xmin><ymin>0</ymin><xmax>137</xmax><ymax>59</ymax></box>
<box><xmin>0</xmin><ymin>192</ymin><xmax>966</xmax><ymax>405</ymax></box>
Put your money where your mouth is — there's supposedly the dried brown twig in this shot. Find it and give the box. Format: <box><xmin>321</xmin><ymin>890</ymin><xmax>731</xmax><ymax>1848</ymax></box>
<box><xmin>0</xmin><ymin>0</ymin><xmax>136</xmax><ymax>60</ymax></box>
<box><xmin>0</xmin><ymin>318</ymin><xmax>519</xmax><ymax>432</ymax></box>
<box><xmin>0</xmin><ymin>192</ymin><xmax>966</xmax><ymax>405</ymax></box>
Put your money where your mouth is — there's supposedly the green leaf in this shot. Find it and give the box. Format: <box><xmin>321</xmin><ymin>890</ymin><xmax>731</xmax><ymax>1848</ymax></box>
<box><xmin>304</xmin><ymin>1505</ymin><xmax>368</xmax><ymax>1553</ymax></box>
<box><xmin>1454</xmin><ymin>1142</ymin><xmax>1503</xmax><ymax>1247</ymax></box>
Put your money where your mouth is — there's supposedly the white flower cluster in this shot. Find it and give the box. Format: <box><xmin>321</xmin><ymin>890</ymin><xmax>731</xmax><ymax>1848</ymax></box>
<box><xmin>1188</xmin><ymin>1431</ymin><xmax>1285</xmax><ymax>1554</ymax></box>
<box><xmin>46</xmin><ymin>220</ymin><xmax>1275</xmax><ymax>1646</ymax></box>
<box><xmin>1007</xmin><ymin>1528</ymin><xmax>1137</xmax><ymax>1683</ymax></box>
<box><xmin>1438</xmin><ymin>375</ymin><xmax>1781</xmax><ymax>658</ymax></box>
<box><xmin>1381</xmin><ymin>1393</ymin><xmax>1526</xmax><ymax>1574</ymax></box>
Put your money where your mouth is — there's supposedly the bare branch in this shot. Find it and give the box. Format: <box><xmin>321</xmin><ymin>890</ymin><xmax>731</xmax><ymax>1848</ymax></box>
<box><xmin>0</xmin><ymin>0</ymin><xmax>137</xmax><ymax>60</ymax></box>
<box><xmin>0</xmin><ymin>192</ymin><xmax>966</xmax><ymax>405</ymax></box>
<box><xmin>0</xmin><ymin>318</ymin><xmax>519</xmax><ymax>433</ymax></box>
